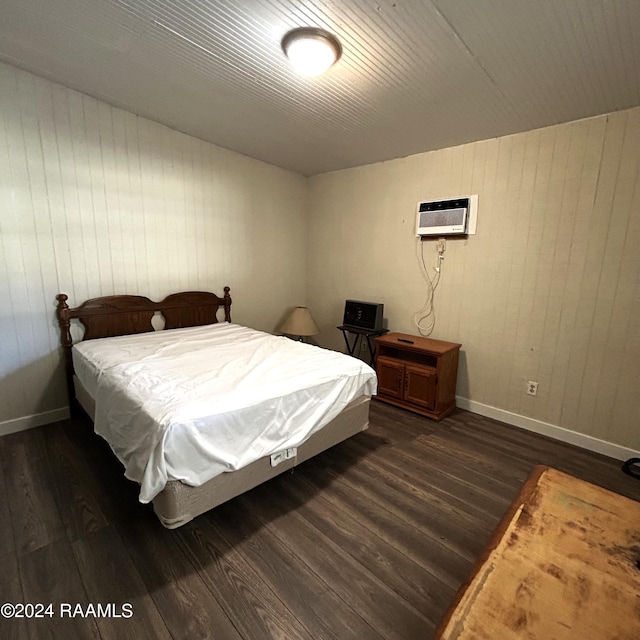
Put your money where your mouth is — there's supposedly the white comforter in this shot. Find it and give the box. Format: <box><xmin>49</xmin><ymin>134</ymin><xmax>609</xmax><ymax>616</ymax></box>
<box><xmin>72</xmin><ymin>323</ymin><xmax>377</xmax><ymax>502</ymax></box>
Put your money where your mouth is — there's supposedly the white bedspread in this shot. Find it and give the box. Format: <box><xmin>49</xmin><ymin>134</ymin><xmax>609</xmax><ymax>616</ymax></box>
<box><xmin>72</xmin><ymin>323</ymin><xmax>377</xmax><ymax>503</ymax></box>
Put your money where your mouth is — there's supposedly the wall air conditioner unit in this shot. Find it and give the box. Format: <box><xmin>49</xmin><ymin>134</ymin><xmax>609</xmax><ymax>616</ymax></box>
<box><xmin>416</xmin><ymin>195</ymin><xmax>478</xmax><ymax>236</ymax></box>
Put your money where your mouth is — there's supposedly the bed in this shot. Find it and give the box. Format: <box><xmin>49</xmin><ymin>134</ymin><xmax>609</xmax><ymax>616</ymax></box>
<box><xmin>56</xmin><ymin>288</ymin><xmax>376</xmax><ymax>528</ymax></box>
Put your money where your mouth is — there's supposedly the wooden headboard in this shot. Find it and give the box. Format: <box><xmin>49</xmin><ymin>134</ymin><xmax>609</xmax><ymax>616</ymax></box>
<box><xmin>56</xmin><ymin>288</ymin><xmax>231</xmax><ymax>413</ymax></box>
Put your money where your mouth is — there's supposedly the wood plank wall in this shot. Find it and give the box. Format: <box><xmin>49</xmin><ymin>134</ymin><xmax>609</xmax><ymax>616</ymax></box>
<box><xmin>1</xmin><ymin>57</ymin><xmax>638</xmax><ymax>455</ymax></box>
<box><xmin>0</xmin><ymin>62</ymin><xmax>307</xmax><ymax>429</ymax></box>
<box><xmin>307</xmin><ymin>108</ymin><xmax>640</xmax><ymax>452</ymax></box>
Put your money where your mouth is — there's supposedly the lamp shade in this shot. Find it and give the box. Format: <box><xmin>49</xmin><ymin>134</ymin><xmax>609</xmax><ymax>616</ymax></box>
<box><xmin>280</xmin><ymin>306</ymin><xmax>319</xmax><ymax>337</ymax></box>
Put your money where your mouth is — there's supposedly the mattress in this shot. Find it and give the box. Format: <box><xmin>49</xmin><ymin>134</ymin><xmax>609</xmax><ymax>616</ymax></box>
<box><xmin>72</xmin><ymin>323</ymin><xmax>377</xmax><ymax>503</ymax></box>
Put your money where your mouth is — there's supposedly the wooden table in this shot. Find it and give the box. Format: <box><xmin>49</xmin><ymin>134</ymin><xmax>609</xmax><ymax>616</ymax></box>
<box><xmin>434</xmin><ymin>465</ymin><xmax>640</xmax><ymax>639</ymax></box>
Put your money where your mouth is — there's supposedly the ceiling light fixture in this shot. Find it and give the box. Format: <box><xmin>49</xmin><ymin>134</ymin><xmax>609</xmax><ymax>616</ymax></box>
<box><xmin>281</xmin><ymin>27</ymin><xmax>342</xmax><ymax>77</ymax></box>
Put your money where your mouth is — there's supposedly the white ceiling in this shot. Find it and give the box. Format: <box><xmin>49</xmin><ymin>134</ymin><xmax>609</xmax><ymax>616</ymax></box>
<box><xmin>1</xmin><ymin>0</ymin><xmax>639</xmax><ymax>176</ymax></box>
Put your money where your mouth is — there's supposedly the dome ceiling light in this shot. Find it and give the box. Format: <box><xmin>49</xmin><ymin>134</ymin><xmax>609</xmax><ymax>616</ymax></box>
<box><xmin>281</xmin><ymin>27</ymin><xmax>342</xmax><ymax>77</ymax></box>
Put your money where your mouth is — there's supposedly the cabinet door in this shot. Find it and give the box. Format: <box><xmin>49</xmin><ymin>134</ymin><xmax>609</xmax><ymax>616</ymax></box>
<box><xmin>376</xmin><ymin>356</ymin><xmax>405</xmax><ymax>399</ymax></box>
<box><xmin>404</xmin><ymin>364</ymin><xmax>437</xmax><ymax>410</ymax></box>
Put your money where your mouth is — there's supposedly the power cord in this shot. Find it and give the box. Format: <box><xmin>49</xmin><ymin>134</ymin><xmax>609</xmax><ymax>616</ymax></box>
<box><xmin>414</xmin><ymin>238</ymin><xmax>445</xmax><ymax>336</ymax></box>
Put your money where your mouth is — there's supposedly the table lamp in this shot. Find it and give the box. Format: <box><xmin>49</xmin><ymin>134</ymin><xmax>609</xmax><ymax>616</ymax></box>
<box><xmin>280</xmin><ymin>306</ymin><xmax>319</xmax><ymax>341</ymax></box>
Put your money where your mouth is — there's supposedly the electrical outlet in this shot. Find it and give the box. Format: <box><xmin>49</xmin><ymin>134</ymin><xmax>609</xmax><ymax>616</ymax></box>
<box><xmin>360</xmin><ymin>340</ymin><xmax>368</xmax><ymax>353</ymax></box>
<box><xmin>437</xmin><ymin>238</ymin><xmax>446</xmax><ymax>254</ymax></box>
<box><xmin>527</xmin><ymin>381</ymin><xmax>538</xmax><ymax>396</ymax></box>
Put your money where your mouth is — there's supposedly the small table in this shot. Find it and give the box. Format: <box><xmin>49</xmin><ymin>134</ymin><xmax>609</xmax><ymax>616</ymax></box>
<box><xmin>337</xmin><ymin>325</ymin><xmax>388</xmax><ymax>366</ymax></box>
<box><xmin>433</xmin><ymin>465</ymin><xmax>640</xmax><ymax>640</ymax></box>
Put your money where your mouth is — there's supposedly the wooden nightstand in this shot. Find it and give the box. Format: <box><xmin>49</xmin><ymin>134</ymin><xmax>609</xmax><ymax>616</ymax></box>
<box><xmin>374</xmin><ymin>332</ymin><xmax>461</xmax><ymax>421</ymax></box>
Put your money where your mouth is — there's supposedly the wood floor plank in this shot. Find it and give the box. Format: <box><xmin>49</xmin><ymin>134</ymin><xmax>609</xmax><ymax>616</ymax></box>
<box><xmin>63</xmin><ymin>417</ymin><xmax>146</xmax><ymax>525</ymax></box>
<box><xmin>72</xmin><ymin>526</ymin><xmax>172</xmax><ymax>640</ymax></box>
<box><xmin>444</xmin><ymin>412</ymin><xmax>588</xmax><ymax>468</ymax></box>
<box><xmin>258</xmin><ymin>472</ymin><xmax>455</xmax><ymax>621</ymax></box>
<box><xmin>309</xmin><ymin>445</ymin><xmax>489</xmax><ymax>561</ymax></box>
<box><xmin>396</xmin><ymin>437</ymin><xmax>518</xmax><ymax>504</ymax></box>
<box><xmin>177</xmin><ymin>516</ymin><xmax>315</xmax><ymax>640</ymax></box>
<box><xmin>369</xmin><ymin>401</ymin><xmax>440</xmax><ymax>442</ymax></box>
<box><xmin>116</xmin><ymin>512</ymin><xmax>243</xmax><ymax>640</ymax></box>
<box><xmin>300</xmin><ymin>457</ymin><xmax>472</xmax><ymax>589</ymax></box>
<box><xmin>422</xmin><ymin>434</ymin><xmax>531</xmax><ymax>488</ymax></box>
<box><xmin>41</xmin><ymin>423</ymin><xmax>110</xmax><ymax>541</ymax></box>
<box><xmin>206</xmin><ymin>500</ymin><xmax>387</xmax><ymax>640</ymax></box>
<box><xmin>348</xmin><ymin>439</ymin><xmax>508</xmax><ymax>526</ymax></box>
<box><xmin>0</xmin><ymin>402</ymin><xmax>636</xmax><ymax>640</ymax></box>
<box><xmin>0</xmin><ymin>437</ymin><xmax>16</xmax><ymax>557</ymax></box>
<box><xmin>342</xmin><ymin>422</ymin><xmax>516</xmax><ymax>519</ymax></box>
<box><xmin>0</xmin><ymin>553</ymin><xmax>28</xmax><ymax>640</ymax></box>
<box><xmin>443</xmin><ymin>412</ymin><xmax>639</xmax><ymax>498</ymax></box>
<box><xmin>236</xmin><ymin>488</ymin><xmax>433</xmax><ymax>640</ymax></box>
<box><xmin>356</xmin><ymin>453</ymin><xmax>499</xmax><ymax>539</ymax></box>
<box><xmin>19</xmin><ymin>538</ymin><xmax>101</xmax><ymax>640</ymax></box>
<box><xmin>2</xmin><ymin>430</ymin><xmax>66</xmax><ymax>556</ymax></box>
<box><xmin>443</xmin><ymin>415</ymin><xmax>571</xmax><ymax>468</ymax></box>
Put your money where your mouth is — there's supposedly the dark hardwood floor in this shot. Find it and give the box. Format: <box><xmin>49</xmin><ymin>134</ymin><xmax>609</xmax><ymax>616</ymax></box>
<box><xmin>0</xmin><ymin>402</ymin><xmax>637</xmax><ymax>639</ymax></box>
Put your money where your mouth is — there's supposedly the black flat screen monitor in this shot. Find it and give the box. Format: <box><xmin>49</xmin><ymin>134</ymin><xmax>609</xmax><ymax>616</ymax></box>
<box><xmin>343</xmin><ymin>300</ymin><xmax>384</xmax><ymax>331</ymax></box>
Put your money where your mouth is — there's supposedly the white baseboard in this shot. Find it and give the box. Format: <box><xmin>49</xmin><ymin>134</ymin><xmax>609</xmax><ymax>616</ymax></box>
<box><xmin>456</xmin><ymin>397</ymin><xmax>639</xmax><ymax>461</ymax></box>
<box><xmin>0</xmin><ymin>407</ymin><xmax>70</xmax><ymax>437</ymax></box>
